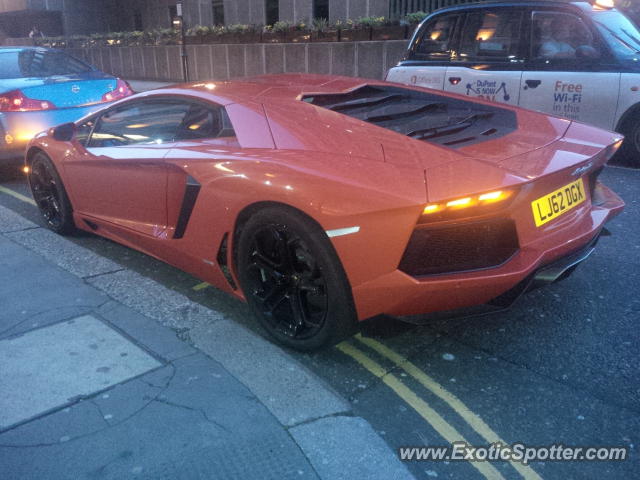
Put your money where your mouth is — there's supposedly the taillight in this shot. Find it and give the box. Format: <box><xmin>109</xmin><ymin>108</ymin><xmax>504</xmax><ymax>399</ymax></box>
<box><xmin>0</xmin><ymin>89</ymin><xmax>56</xmax><ymax>112</ymax></box>
<box><xmin>101</xmin><ymin>78</ymin><xmax>133</xmax><ymax>103</ymax></box>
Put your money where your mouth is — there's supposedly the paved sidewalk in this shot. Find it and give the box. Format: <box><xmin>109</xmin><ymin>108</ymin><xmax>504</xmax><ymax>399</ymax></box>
<box><xmin>0</xmin><ymin>205</ymin><xmax>413</xmax><ymax>480</ymax></box>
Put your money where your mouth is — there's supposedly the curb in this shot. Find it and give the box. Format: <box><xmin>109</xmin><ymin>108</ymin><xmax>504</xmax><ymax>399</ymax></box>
<box><xmin>0</xmin><ymin>203</ymin><xmax>414</xmax><ymax>479</ymax></box>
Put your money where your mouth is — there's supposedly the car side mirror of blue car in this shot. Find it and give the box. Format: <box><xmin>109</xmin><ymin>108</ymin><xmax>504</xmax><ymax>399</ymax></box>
<box><xmin>52</xmin><ymin>122</ymin><xmax>76</xmax><ymax>142</ymax></box>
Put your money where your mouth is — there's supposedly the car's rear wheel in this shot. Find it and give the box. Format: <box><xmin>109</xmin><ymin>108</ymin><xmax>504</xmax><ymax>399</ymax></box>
<box><xmin>236</xmin><ymin>206</ymin><xmax>357</xmax><ymax>351</ymax></box>
<box><xmin>29</xmin><ymin>152</ymin><xmax>76</xmax><ymax>235</ymax></box>
<box><xmin>618</xmin><ymin>113</ymin><xmax>640</xmax><ymax>167</ymax></box>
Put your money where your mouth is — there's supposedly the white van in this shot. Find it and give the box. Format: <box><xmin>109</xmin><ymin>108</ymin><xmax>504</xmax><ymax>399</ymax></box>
<box><xmin>387</xmin><ymin>0</ymin><xmax>640</xmax><ymax>164</ymax></box>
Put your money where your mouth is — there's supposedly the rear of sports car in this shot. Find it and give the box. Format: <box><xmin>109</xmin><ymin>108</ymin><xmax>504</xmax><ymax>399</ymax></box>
<box><xmin>298</xmin><ymin>82</ymin><xmax>625</xmax><ymax>320</ymax></box>
<box><xmin>0</xmin><ymin>47</ymin><xmax>132</xmax><ymax>162</ymax></box>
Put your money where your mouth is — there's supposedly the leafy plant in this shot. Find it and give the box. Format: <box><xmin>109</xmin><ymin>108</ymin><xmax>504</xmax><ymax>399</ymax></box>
<box><xmin>312</xmin><ymin>17</ymin><xmax>329</xmax><ymax>32</ymax></box>
<box><xmin>356</xmin><ymin>16</ymin><xmax>385</xmax><ymax>28</ymax></box>
<box><xmin>226</xmin><ymin>24</ymin><xmax>252</xmax><ymax>34</ymax></box>
<box><xmin>272</xmin><ymin>20</ymin><xmax>292</xmax><ymax>33</ymax></box>
<box><xmin>404</xmin><ymin>11</ymin><xmax>428</xmax><ymax>25</ymax></box>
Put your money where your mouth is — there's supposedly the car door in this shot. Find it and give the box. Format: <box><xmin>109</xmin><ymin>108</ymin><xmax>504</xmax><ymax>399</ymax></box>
<box><xmin>386</xmin><ymin>12</ymin><xmax>462</xmax><ymax>90</ymax></box>
<box><xmin>443</xmin><ymin>7</ymin><xmax>525</xmax><ymax>106</ymax></box>
<box><xmin>62</xmin><ymin>99</ymin><xmax>192</xmax><ymax>237</ymax></box>
<box><xmin>519</xmin><ymin>9</ymin><xmax>621</xmax><ymax>130</ymax></box>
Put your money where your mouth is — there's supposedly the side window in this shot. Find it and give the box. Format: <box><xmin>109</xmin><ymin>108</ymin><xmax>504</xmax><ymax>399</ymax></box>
<box><xmin>410</xmin><ymin>14</ymin><xmax>460</xmax><ymax>60</ymax></box>
<box><xmin>87</xmin><ymin>101</ymin><xmax>191</xmax><ymax>148</ymax></box>
<box><xmin>531</xmin><ymin>11</ymin><xmax>600</xmax><ymax>61</ymax></box>
<box><xmin>174</xmin><ymin>104</ymin><xmax>236</xmax><ymax>141</ymax></box>
<box><xmin>75</xmin><ymin>116</ymin><xmax>97</xmax><ymax>147</ymax></box>
<box><xmin>459</xmin><ymin>10</ymin><xmax>524</xmax><ymax>61</ymax></box>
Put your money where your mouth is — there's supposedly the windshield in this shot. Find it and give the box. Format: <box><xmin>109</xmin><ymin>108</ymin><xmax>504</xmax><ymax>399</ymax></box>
<box><xmin>593</xmin><ymin>10</ymin><xmax>640</xmax><ymax>59</ymax></box>
<box><xmin>0</xmin><ymin>49</ymin><xmax>93</xmax><ymax>79</ymax></box>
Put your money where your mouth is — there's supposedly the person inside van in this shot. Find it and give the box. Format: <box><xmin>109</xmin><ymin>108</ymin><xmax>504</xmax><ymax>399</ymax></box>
<box><xmin>540</xmin><ymin>18</ymin><xmax>576</xmax><ymax>58</ymax></box>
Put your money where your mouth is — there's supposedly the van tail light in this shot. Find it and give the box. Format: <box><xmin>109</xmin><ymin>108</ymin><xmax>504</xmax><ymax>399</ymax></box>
<box><xmin>0</xmin><ymin>89</ymin><xmax>56</xmax><ymax>112</ymax></box>
<box><xmin>101</xmin><ymin>78</ymin><xmax>133</xmax><ymax>103</ymax></box>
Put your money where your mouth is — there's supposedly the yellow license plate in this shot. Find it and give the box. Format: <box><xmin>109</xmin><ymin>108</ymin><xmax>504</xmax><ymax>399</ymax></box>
<box><xmin>531</xmin><ymin>178</ymin><xmax>586</xmax><ymax>227</ymax></box>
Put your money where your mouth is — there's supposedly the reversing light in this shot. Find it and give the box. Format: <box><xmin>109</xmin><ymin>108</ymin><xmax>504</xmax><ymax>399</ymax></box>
<box><xmin>423</xmin><ymin>190</ymin><xmax>513</xmax><ymax>216</ymax></box>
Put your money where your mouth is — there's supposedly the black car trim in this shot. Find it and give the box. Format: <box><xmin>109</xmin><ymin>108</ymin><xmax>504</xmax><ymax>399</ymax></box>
<box><xmin>173</xmin><ymin>175</ymin><xmax>201</xmax><ymax>239</ymax></box>
<box><xmin>303</xmin><ymin>84</ymin><xmax>517</xmax><ymax>149</ymax></box>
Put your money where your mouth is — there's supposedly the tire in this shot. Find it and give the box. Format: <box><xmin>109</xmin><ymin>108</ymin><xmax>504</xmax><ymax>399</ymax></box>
<box><xmin>617</xmin><ymin>113</ymin><xmax>640</xmax><ymax>167</ymax></box>
<box><xmin>236</xmin><ymin>206</ymin><xmax>357</xmax><ymax>351</ymax></box>
<box><xmin>28</xmin><ymin>151</ymin><xmax>76</xmax><ymax>235</ymax></box>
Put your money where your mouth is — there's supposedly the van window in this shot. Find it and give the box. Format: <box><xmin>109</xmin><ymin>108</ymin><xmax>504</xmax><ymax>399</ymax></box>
<box><xmin>410</xmin><ymin>14</ymin><xmax>460</xmax><ymax>60</ymax></box>
<box><xmin>459</xmin><ymin>10</ymin><xmax>524</xmax><ymax>61</ymax></box>
<box><xmin>531</xmin><ymin>11</ymin><xmax>600</xmax><ymax>61</ymax></box>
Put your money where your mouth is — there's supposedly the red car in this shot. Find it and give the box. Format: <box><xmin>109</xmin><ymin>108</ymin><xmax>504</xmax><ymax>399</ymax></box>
<box><xmin>25</xmin><ymin>74</ymin><xmax>624</xmax><ymax>350</ymax></box>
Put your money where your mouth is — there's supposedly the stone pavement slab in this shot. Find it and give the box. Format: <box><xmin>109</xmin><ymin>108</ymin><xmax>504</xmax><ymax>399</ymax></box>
<box><xmin>0</xmin><ymin>315</ymin><xmax>161</xmax><ymax>430</ymax></box>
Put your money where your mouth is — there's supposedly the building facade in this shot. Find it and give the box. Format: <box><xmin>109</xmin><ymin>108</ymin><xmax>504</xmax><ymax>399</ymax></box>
<box><xmin>0</xmin><ymin>0</ymin><xmax>480</xmax><ymax>37</ymax></box>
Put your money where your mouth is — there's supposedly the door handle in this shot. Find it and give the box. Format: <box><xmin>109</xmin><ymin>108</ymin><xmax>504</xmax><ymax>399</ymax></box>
<box><xmin>525</xmin><ymin>79</ymin><xmax>542</xmax><ymax>89</ymax></box>
<box><xmin>449</xmin><ymin>77</ymin><xmax>462</xmax><ymax>85</ymax></box>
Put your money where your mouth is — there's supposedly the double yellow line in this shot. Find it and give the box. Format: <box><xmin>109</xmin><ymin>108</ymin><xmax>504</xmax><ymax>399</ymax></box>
<box><xmin>0</xmin><ymin>185</ymin><xmax>36</xmax><ymax>206</ymax></box>
<box><xmin>337</xmin><ymin>334</ymin><xmax>542</xmax><ymax>480</ymax></box>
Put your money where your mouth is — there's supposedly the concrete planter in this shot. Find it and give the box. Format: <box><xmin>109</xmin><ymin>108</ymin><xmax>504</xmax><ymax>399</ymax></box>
<box><xmin>311</xmin><ymin>30</ymin><xmax>339</xmax><ymax>42</ymax></box>
<box><xmin>222</xmin><ymin>32</ymin><xmax>261</xmax><ymax>44</ymax></box>
<box><xmin>370</xmin><ymin>25</ymin><xmax>407</xmax><ymax>41</ymax></box>
<box><xmin>338</xmin><ymin>28</ymin><xmax>371</xmax><ymax>42</ymax></box>
<box><xmin>284</xmin><ymin>30</ymin><xmax>312</xmax><ymax>43</ymax></box>
<box><xmin>261</xmin><ymin>31</ymin><xmax>284</xmax><ymax>43</ymax></box>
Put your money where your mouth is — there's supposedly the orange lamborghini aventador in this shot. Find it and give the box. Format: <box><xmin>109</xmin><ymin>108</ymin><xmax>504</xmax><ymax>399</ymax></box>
<box><xmin>25</xmin><ymin>74</ymin><xmax>625</xmax><ymax>350</ymax></box>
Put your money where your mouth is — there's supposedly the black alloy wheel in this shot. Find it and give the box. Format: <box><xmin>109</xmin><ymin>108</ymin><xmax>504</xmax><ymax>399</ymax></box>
<box><xmin>28</xmin><ymin>152</ymin><xmax>76</xmax><ymax>235</ymax></box>
<box><xmin>237</xmin><ymin>207</ymin><xmax>356</xmax><ymax>350</ymax></box>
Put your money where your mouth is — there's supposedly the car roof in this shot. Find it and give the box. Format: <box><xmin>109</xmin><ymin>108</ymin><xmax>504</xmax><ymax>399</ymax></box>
<box><xmin>429</xmin><ymin>1</ymin><xmax>595</xmax><ymax>15</ymax></box>
<box><xmin>0</xmin><ymin>46</ymin><xmax>57</xmax><ymax>53</ymax></box>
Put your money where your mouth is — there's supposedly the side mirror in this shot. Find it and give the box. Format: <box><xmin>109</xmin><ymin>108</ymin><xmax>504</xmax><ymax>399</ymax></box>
<box><xmin>52</xmin><ymin>122</ymin><xmax>76</xmax><ymax>142</ymax></box>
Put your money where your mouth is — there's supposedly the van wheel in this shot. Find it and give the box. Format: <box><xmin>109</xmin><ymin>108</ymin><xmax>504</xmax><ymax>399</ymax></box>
<box><xmin>618</xmin><ymin>113</ymin><xmax>640</xmax><ymax>167</ymax></box>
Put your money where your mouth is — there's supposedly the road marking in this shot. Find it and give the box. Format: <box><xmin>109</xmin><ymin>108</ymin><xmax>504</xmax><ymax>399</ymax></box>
<box><xmin>192</xmin><ymin>282</ymin><xmax>211</xmax><ymax>291</ymax></box>
<box><xmin>354</xmin><ymin>334</ymin><xmax>542</xmax><ymax>480</ymax></box>
<box><xmin>337</xmin><ymin>342</ymin><xmax>506</xmax><ymax>480</ymax></box>
<box><xmin>0</xmin><ymin>185</ymin><xmax>36</xmax><ymax>206</ymax></box>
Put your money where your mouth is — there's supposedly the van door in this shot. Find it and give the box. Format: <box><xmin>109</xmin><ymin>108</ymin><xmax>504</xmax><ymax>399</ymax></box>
<box><xmin>386</xmin><ymin>13</ymin><xmax>462</xmax><ymax>91</ymax></box>
<box><xmin>519</xmin><ymin>10</ymin><xmax>621</xmax><ymax>130</ymax></box>
<box><xmin>443</xmin><ymin>8</ymin><xmax>525</xmax><ymax>106</ymax></box>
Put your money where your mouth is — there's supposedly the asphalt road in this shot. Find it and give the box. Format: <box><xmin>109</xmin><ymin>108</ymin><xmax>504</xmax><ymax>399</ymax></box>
<box><xmin>0</xmin><ymin>165</ymin><xmax>638</xmax><ymax>480</ymax></box>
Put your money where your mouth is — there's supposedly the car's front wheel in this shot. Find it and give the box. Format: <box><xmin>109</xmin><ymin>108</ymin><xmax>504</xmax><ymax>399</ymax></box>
<box><xmin>237</xmin><ymin>206</ymin><xmax>357</xmax><ymax>351</ymax></box>
<box><xmin>28</xmin><ymin>151</ymin><xmax>76</xmax><ymax>235</ymax></box>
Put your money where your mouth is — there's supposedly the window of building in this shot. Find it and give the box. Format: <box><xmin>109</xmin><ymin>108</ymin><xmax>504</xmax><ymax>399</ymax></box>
<box><xmin>314</xmin><ymin>0</ymin><xmax>329</xmax><ymax>20</ymax></box>
<box><xmin>133</xmin><ymin>12</ymin><xmax>143</xmax><ymax>31</ymax></box>
<box><xmin>265</xmin><ymin>0</ymin><xmax>279</xmax><ymax>26</ymax></box>
<box><xmin>169</xmin><ymin>5</ymin><xmax>178</xmax><ymax>25</ymax></box>
<box><xmin>212</xmin><ymin>0</ymin><xmax>225</xmax><ymax>25</ymax></box>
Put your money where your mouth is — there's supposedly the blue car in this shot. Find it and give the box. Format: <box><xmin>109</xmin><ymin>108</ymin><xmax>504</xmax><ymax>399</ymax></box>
<box><xmin>0</xmin><ymin>46</ymin><xmax>132</xmax><ymax>163</ymax></box>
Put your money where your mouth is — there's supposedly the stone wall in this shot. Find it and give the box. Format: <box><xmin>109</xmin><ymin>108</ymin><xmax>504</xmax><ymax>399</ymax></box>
<box><xmin>66</xmin><ymin>40</ymin><xmax>409</xmax><ymax>83</ymax></box>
